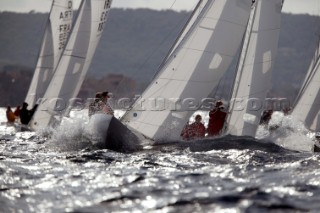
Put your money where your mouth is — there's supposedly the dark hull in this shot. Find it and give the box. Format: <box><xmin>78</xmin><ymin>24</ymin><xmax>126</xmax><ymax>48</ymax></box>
<box><xmin>98</xmin><ymin>116</ymin><xmax>142</xmax><ymax>153</ymax></box>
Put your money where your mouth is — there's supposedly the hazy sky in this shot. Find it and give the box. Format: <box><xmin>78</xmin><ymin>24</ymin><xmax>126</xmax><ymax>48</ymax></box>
<box><xmin>0</xmin><ymin>0</ymin><xmax>319</xmax><ymax>15</ymax></box>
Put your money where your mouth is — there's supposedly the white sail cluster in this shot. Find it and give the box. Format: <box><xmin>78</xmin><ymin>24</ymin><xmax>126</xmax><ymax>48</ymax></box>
<box><xmin>29</xmin><ymin>0</ymin><xmax>113</xmax><ymax>130</ymax></box>
<box><xmin>27</xmin><ymin>0</ymin><xmax>319</xmax><ymax>144</ymax></box>
<box><xmin>26</xmin><ymin>0</ymin><xmax>73</xmax><ymax>107</ymax></box>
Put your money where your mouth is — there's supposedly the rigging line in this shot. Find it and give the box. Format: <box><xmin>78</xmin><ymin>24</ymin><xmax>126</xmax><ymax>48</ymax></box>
<box><xmin>293</xmin><ymin>12</ymin><xmax>320</xmax><ymax>108</ymax></box>
<box><xmin>135</xmin><ymin>0</ymin><xmax>207</xmax><ymax>95</ymax></box>
<box><xmin>168</xmin><ymin>0</ymin><xmax>178</xmax><ymax>10</ymax></box>
<box><xmin>119</xmin><ymin>0</ymin><xmax>205</xmax><ymax>117</ymax></box>
<box><xmin>27</xmin><ymin>0</ymin><xmax>55</xmax><ymax>105</ymax></box>
<box><xmin>148</xmin><ymin>3</ymin><xmax>208</xmax><ymax>98</ymax></box>
<box><xmin>121</xmin><ymin>1</ymin><xmax>210</xmax><ymax>117</ymax></box>
<box><xmin>291</xmin><ymin>5</ymin><xmax>320</xmax><ymax>109</ymax></box>
<box><xmin>293</xmin><ymin>49</ymin><xmax>320</xmax><ymax>108</ymax></box>
<box><xmin>31</xmin><ymin>2</ymin><xmax>53</xmax><ymax>68</ymax></box>
<box><xmin>158</xmin><ymin>0</ymin><xmax>204</xmax><ymax>67</ymax></box>
<box><xmin>218</xmin><ymin>0</ymin><xmax>258</xmax><ymax>107</ymax></box>
<box><xmin>113</xmin><ymin>8</ymin><xmax>196</xmax><ymax>97</ymax></box>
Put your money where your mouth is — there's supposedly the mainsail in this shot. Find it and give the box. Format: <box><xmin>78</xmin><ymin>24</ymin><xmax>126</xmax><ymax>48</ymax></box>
<box><xmin>30</xmin><ymin>0</ymin><xmax>113</xmax><ymax>130</ymax></box>
<box><xmin>25</xmin><ymin>0</ymin><xmax>73</xmax><ymax>107</ymax></box>
<box><xmin>225</xmin><ymin>0</ymin><xmax>283</xmax><ymax>136</ymax></box>
<box><xmin>291</xmin><ymin>38</ymin><xmax>320</xmax><ymax>132</ymax></box>
<box><xmin>121</xmin><ymin>0</ymin><xmax>252</xmax><ymax>141</ymax></box>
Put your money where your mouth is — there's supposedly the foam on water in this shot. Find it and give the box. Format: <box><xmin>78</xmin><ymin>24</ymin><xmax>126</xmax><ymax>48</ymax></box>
<box><xmin>42</xmin><ymin>115</ymin><xmax>93</xmax><ymax>151</ymax></box>
<box><xmin>0</xmin><ymin>108</ymin><xmax>316</xmax><ymax>153</ymax></box>
<box><xmin>35</xmin><ymin>110</ymin><xmax>142</xmax><ymax>153</ymax></box>
<box><xmin>2</xmin><ymin>108</ymin><xmax>320</xmax><ymax>212</ymax></box>
<box><xmin>85</xmin><ymin>113</ymin><xmax>112</xmax><ymax>145</ymax></box>
<box><xmin>256</xmin><ymin>111</ymin><xmax>315</xmax><ymax>152</ymax></box>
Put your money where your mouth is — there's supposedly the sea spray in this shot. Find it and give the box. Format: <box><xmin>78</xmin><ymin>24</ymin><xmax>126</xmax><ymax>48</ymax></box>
<box><xmin>85</xmin><ymin>113</ymin><xmax>112</xmax><ymax>147</ymax></box>
<box><xmin>257</xmin><ymin>111</ymin><xmax>315</xmax><ymax>152</ymax></box>
<box><xmin>44</xmin><ymin>116</ymin><xmax>92</xmax><ymax>151</ymax></box>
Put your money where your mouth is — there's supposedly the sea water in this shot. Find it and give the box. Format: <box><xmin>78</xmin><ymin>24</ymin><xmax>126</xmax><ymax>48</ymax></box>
<box><xmin>1</xmin><ymin>108</ymin><xmax>320</xmax><ymax>212</ymax></box>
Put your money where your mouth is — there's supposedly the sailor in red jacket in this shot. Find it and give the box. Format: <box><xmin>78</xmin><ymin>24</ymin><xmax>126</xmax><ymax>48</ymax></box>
<box><xmin>181</xmin><ymin>114</ymin><xmax>206</xmax><ymax>140</ymax></box>
<box><xmin>207</xmin><ymin>101</ymin><xmax>227</xmax><ymax>137</ymax></box>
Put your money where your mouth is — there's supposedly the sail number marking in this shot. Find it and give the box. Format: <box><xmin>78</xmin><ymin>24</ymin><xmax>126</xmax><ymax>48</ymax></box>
<box><xmin>58</xmin><ymin>1</ymin><xmax>73</xmax><ymax>50</ymax></box>
<box><xmin>98</xmin><ymin>0</ymin><xmax>112</xmax><ymax>32</ymax></box>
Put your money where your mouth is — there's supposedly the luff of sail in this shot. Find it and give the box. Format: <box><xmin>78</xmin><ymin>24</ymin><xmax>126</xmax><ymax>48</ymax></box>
<box><xmin>30</xmin><ymin>0</ymin><xmax>113</xmax><ymax>130</ymax></box>
<box><xmin>291</xmin><ymin>39</ymin><xmax>320</xmax><ymax>132</ymax></box>
<box><xmin>226</xmin><ymin>0</ymin><xmax>283</xmax><ymax>137</ymax></box>
<box><xmin>25</xmin><ymin>0</ymin><xmax>73</xmax><ymax>107</ymax></box>
<box><xmin>165</xmin><ymin>0</ymin><xmax>208</xmax><ymax>62</ymax></box>
<box><xmin>121</xmin><ymin>0</ymin><xmax>252</xmax><ymax>141</ymax></box>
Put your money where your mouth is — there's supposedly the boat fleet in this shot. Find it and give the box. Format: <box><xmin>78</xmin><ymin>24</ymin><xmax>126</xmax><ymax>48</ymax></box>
<box><xmin>13</xmin><ymin>0</ymin><xmax>319</xmax><ymax>151</ymax></box>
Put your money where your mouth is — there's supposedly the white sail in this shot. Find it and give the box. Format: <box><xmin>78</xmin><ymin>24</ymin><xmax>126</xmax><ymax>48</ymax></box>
<box><xmin>30</xmin><ymin>0</ymin><xmax>113</xmax><ymax>130</ymax></box>
<box><xmin>166</xmin><ymin>0</ymin><xmax>208</xmax><ymax>61</ymax></box>
<box><xmin>225</xmin><ymin>0</ymin><xmax>283</xmax><ymax>136</ymax></box>
<box><xmin>291</xmin><ymin>39</ymin><xmax>320</xmax><ymax>132</ymax></box>
<box><xmin>25</xmin><ymin>0</ymin><xmax>73</xmax><ymax>107</ymax></box>
<box><xmin>121</xmin><ymin>0</ymin><xmax>252</xmax><ymax>141</ymax></box>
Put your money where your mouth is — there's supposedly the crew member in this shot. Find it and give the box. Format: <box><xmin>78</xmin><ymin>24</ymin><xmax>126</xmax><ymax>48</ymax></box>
<box><xmin>20</xmin><ymin>102</ymin><xmax>38</xmax><ymax>125</ymax></box>
<box><xmin>99</xmin><ymin>91</ymin><xmax>114</xmax><ymax>116</ymax></box>
<box><xmin>207</xmin><ymin>100</ymin><xmax>227</xmax><ymax>137</ymax></box>
<box><xmin>88</xmin><ymin>92</ymin><xmax>102</xmax><ymax>117</ymax></box>
<box><xmin>181</xmin><ymin>114</ymin><xmax>206</xmax><ymax>140</ymax></box>
<box><xmin>6</xmin><ymin>106</ymin><xmax>15</xmax><ymax>124</ymax></box>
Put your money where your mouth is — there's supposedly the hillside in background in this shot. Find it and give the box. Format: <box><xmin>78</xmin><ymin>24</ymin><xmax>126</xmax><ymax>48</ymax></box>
<box><xmin>0</xmin><ymin>9</ymin><xmax>319</xmax><ymax>107</ymax></box>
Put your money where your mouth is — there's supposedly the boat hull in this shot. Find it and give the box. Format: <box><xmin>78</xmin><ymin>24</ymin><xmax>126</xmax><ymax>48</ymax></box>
<box><xmin>87</xmin><ymin>114</ymin><xmax>141</xmax><ymax>153</ymax></box>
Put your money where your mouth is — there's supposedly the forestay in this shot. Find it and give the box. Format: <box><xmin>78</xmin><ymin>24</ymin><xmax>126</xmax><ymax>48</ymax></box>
<box><xmin>165</xmin><ymin>0</ymin><xmax>208</xmax><ymax>62</ymax></box>
<box><xmin>30</xmin><ymin>0</ymin><xmax>113</xmax><ymax>130</ymax></box>
<box><xmin>226</xmin><ymin>0</ymin><xmax>283</xmax><ymax>136</ymax></box>
<box><xmin>121</xmin><ymin>0</ymin><xmax>252</xmax><ymax>141</ymax></box>
<box><xmin>25</xmin><ymin>0</ymin><xmax>73</xmax><ymax>107</ymax></box>
<box><xmin>291</xmin><ymin>39</ymin><xmax>320</xmax><ymax>132</ymax></box>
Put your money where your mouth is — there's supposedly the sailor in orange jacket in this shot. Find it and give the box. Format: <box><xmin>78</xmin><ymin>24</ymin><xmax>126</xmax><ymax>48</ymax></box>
<box><xmin>6</xmin><ymin>106</ymin><xmax>15</xmax><ymax>124</ymax></box>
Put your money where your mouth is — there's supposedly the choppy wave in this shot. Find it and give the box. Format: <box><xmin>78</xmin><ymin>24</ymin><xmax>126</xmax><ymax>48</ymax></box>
<box><xmin>1</xmin><ymin>108</ymin><xmax>320</xmax><ymax>212</ymax></box>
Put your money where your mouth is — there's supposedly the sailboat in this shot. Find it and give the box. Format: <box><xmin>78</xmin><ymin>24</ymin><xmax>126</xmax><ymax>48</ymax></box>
<box><xmin>225</xmin><ymin>0</ymin><xmax>283</xmax><ymax>137</ymax></box>
<box><xmin>291</xmin><ymin>38</ymin><xmax>320</xmax><ymax>133</ymax></box>
<box><xmin>115</xmin><ymin>0</ymin><xmax>282</xmax><ymax>144</ymax></box>
<box><xmin>25</xmin><ymin>0</ymin><xmax>73</xmax><ymax>107</ymax></box>
<box><xmin>27</xmin><ymin>0</ymin><xmax>281</xmax><ymax>151</ymax></box>
<box><xmin>120</xmin><ymin>0</ymin><xmax>253</xmax><ymax>141</ymax></box>
<box><xmin>29</xmin><ymin>0</ymin><xmax>113</xmax><ymax>131</ymax></box>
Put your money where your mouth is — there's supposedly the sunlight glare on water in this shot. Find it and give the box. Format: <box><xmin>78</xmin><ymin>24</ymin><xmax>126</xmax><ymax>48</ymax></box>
<box><xmin>1</xmin><ymin>108</ymin><xmax>320</xmax><ymax>212</ymax></box>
